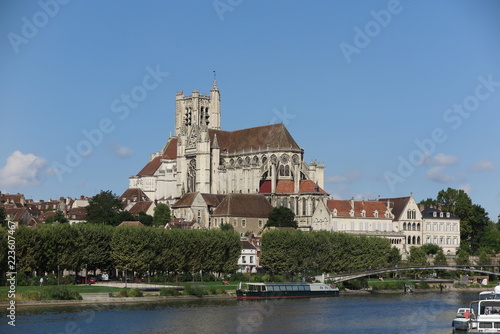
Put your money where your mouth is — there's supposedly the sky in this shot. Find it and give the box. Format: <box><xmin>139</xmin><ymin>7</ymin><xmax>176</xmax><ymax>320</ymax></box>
<box><xmin>0</xmin><ymin>0</ymin><xmax>499</xmax><ymax>220</ymax></box>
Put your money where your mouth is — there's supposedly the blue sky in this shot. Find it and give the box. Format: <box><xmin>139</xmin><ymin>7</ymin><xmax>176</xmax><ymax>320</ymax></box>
<box><xmin>0</xmin><ymin>0</ymin><xmax>499</xmax><ymax>220</ymax></box>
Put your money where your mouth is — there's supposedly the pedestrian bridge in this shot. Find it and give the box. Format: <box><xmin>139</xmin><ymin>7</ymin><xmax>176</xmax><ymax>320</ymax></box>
<box><xmin>327</xmin><ymin>265</ymin><xmax>500</xmax><ymax>283</ymax></box>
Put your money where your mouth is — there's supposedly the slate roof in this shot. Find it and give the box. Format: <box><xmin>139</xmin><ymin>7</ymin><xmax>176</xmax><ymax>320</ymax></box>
<box><xmin>129</xmin><ymin>201</ymin><xmax>154</xmax><ymax>215</ymax></box>
<box><xmin>172</xmin><ymin>192</ymin><xmax>226</xmax><ymax>208</ymax></box>
<box><xmin>259</xmin><ymin>180</ymin><xmax>327</xmax><ymax>194</ymax></box>
<box><xmin>212</xmin><ymin>194</ymin><xmax>273</xmax><ymax>218</ymax></box>
<box><xmin>119</xmin><ymin>188</ymin><xmax>151</xmax><ymax>202</ymax></box>
<box><xmin>209</xmin><ymin>123</ymin><xmax>300</xmax><ymax>154</ymax></box>
<box><xmin>378</xmin><ymin>196</ymin><xmax>411</xmax><ymax>220</ymax></box>
<box><xmin>421</xmin><ymin>206</ymin><xmax>458</xmax><ymax>219</ymax></box>
<box><xmin>136</xmin><ymin>138</ymin><xmax>177</xmax><ymax>176</ymax></box>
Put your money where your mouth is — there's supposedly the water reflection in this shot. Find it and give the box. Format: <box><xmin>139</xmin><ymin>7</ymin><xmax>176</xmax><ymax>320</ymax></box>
<box><xmin>0</xmin><ymin>291</ymin><xmax>481</xmax><ymax>334</ymax></box>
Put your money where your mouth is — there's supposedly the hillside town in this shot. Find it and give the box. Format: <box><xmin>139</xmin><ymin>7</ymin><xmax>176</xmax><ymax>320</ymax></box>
<box><xmin>1</xmin><ymin>82</ymin><xmax>464</xmax><ymax>274</ymax></box>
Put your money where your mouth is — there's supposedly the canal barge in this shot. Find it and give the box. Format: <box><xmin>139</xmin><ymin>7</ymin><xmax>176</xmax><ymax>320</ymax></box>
<box><xmin>236</xmin><ymin>282</ymin><xmax>339</xmax><ymax>300</ymax></box>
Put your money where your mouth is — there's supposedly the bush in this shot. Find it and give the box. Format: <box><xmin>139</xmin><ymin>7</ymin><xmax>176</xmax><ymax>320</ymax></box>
<box><xmin>251</xmin><ymin>274</ymin><xmax>264</xmax><ymax>282</ymax></box>
<box><xmin>416</xmin><ymin>281</ymin><xmax>430</xmax><ymax>289</ymax></box>
<box><xmin>272</xmin><ymin>275</ymin><xmax>283</xmax><ymax>283</ymax></box>
<box><xmin>18</xmin><ymin>290</ymin><xmax>42</xmax><ymax>301</ymax></box>
<box><xmin>128</xmin><ymin>288</ymin><xmax>143</xmax><ymax>297</ymax></box>
<box><xmin>343</xmin><ymin>278</ymin><xmax>368</xmax><ymax>290</ymax></box>
<box><xmin>183</xmin><ymin>285</ymin><xmax>208</xmax><ymax>297</ymax></box>
<box><xmin>159</xmin><ymin>288</ymin><xmax>179</xmax><ymax>296</ymax></box>
<box><xmin>230</xmin><ymin>273</ymin><xmax>247</xmax><ymax>282</ymax></box>
<box><xmin>40</xmin><ymin>286</ymin><xmax>82</xmax><ymax>300</ymax></box>
<box><xmin>118</xmin><ymin>288</ymin><xmax>129</xmax><ymax>297</ymax></box>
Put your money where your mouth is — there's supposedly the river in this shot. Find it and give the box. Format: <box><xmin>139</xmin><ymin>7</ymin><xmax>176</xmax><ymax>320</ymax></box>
<box><xmin>0</xmin><ymin>290</ymin><xmax>479</xmax><ymax>333</ymax></box>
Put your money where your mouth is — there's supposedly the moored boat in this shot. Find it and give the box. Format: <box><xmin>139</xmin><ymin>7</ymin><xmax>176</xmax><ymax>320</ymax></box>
<box><xmin>466</xmin><ymin>285</ymin><xmax>500</xmax><ymax>332</ymax></box>
<box><xmin>452</xmin><ymin>307</ymin><xmax>472</xmax><ymax>331</ymax></box>
<box><xmin>236</xmin><ymin>282</ymin><xmax>339</xmax><ymax>300</ymax></box>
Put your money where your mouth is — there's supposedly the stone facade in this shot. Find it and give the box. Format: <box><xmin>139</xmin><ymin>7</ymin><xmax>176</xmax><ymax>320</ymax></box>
<box><xmin>421</xmin><ymin>205</ymin><xmax>460</xmax><ymax>255</ymax></box>
<box><xmin>129</xmin><ymin>82</ymin><xmax>326</xmax><ymax>225</ymax></box>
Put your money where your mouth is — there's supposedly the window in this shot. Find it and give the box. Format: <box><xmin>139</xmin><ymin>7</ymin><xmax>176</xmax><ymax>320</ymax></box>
<box><xmin>258</xmin><ymin>220</ymin><xmax>263</xmax><ymax>228</ymax></box>
<box><xmin>249</xmin><ymin>256</ymin><xmax>253</xmax><ymax>264</ymax></box>
<box><xmin>242</xmin><ymin>219</ymin><xmax>246</xmax><ymax>228</ymax></box>
<box><xmin>361</xmin><ymin>210</ymin><xmax>366</xmax><ymax>217</ymax></box>
<box><xmin>242</xmin><ymin>256</ymin><xmax>246</xmax><ymax>264</ymax></box>
<box><xmin>374</xmin><ymin>211</ymin><xmax>378</xmax><ymax>218</ymax></box>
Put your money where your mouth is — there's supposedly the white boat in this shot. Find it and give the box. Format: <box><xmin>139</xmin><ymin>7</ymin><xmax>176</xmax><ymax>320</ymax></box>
<box><xmin>452</xmin><ymin>307</ymin><xmax>472</xmax><ymax>331</ymax></box>
<box><xmin>467</xmin><ymin>285</ymin><xmax>500</xmax><ymax>332</ymax></box>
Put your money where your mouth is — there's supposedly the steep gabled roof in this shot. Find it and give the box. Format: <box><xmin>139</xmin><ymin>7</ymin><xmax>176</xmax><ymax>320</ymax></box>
<box><xmin>212</xmin><ymin>194</ymin><xmax>273</xmax><ymax>218</ymax></box>
<box><xmin>171</xmin><ymin>192</ymin><xmax>200</xmax><ymax>208</ymax></box>
<box><xmin>379</xmin><ymin>196</ymin><xmax>411</xmax><ymax>220</ymax></box>
<box><xmin>129</xmin><ymin>201</ymin><xmax>154</xmax><ymax>215</ymax></box>
<box><xmin>136</xmin><ymin>138</ymin><xmax>177</xmax><ymax>176</ymax></box>
<box><xmin>119</xmin><ymin>188</ymin><xmax>151</xmax><ymax>202</ymax></box>
<box><xmin>209</xmin><ymin>123</ymin><xmax>300</xmax><ymax>154</ymax></box>
<box><xmin>172</xmin><ymin>192</ymin><xmax>226</xmax><ymax>208</ymax></box>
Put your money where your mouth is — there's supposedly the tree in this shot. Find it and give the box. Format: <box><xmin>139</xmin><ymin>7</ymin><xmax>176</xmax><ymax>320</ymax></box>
<box><xmin>85</xmin><ymin>190</ymin><xmax>124</xmax><ymax>225</ymax></box>
<box><xmin>220</xmin><ymin>223</ymin><xmax>234</xmax><ymax>231</ymax></box>
<box><xmin>45</xmin><ymin>210</ymin><xmax>68</xmax><ymax>224</ymax></box>
<box><xmin>265</xmin><ymin>207</ymin><xmax>297</xmax><ymax>228</ymax></box>
<box><xmin>420</xmin><ymin>243</ymin><xmax>441</xmax><ymax>256</ymax></box>
<box><xmin>455</xmin><ymin>248</ymin><xmax>470</xmax><ymax>265</ymax></box>
<box><xmin>0</xmin><ymin>206</ymin><xmax>7</xmax><ymax>228</ymax></box>
<box><xmin>153</xmin><ymin>204</ymin><xmax>171</xmax><ymax>226</ymax></box>
<box><xmin>433</xmin><ymin>250</ymin><xmax>448</xmax><ymax>266</ymax></box>
<box><xmin>408</xmin><ymin>246</ymin><xmax>428</xmax><ymax>266</ymax></box>
<box><xmin>136</xmin><ymin>211</ymin><xmax>153</xmax><ymax>226</ymax></box>
<box><xmin>422</xmin><ymin>187</ymin><xmax>491</xmax><ymax>253</ymax></box>
<box><xmin>478</xmin><ymin>248</ymin><xmax>492</xmax><ymax>266</ymax></box>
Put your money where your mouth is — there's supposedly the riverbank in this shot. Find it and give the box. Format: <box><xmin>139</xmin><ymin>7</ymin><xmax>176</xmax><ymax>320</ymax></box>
<box><xmin>1</xmin><ymin>286</ymin><xmax>492</xmax><ymax>308</ymax></box>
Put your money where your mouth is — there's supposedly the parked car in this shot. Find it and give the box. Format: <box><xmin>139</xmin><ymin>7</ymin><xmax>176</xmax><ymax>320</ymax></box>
<box><xmin>75</xmin><ymin>276</ymin><xmax>95</xmax><ymax>284</ymax></box>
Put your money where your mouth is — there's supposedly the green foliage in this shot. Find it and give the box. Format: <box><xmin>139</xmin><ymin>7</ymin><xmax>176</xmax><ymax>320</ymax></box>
<box><xmin>408</xmin><ymin>246</ymin><xmax>428</xmax><ymax>266</ymax></box>
<box><xmin>425</xmin><ymin>187</ymin><xmax>491</xmax><ymax>253</ymax></box>
<box><xmin>183</xmin><ymin>284</ymin><xmax>208</xmax><ymax>297</ymax></box>
<box><xmin>153</xmin><ymin>204</ymin><xmax>171</xmax><ymax>226</ymax></box>
<box><xmin>40</xmin><ymin>286</ymin><xmax>82</xmax><ymax>300</ymax></box>
<box><xmin>416</xmin><ymin>281</ymin><xmax>430</xmax><ymax>289</ymax></box>
<box><xmin>265</xmin><ymin>207</ymin><xmax>297</xmax><ymax>228</ymax></box>
<box><xmin>159</xmin><ymin>288</ymin><xmax>179</xmax><ymax>296</ymax></box>
<box><xmin>136</xmin><ymin>211</ymin><xmax>153</xmax><ymax>226</ymax></box>
<box><xmin>478</xmin><ymin>248</ymin><xmax>492</xmax><ymax>266</ymax></box>
<box><xmin>343</xmin><ymin>278</ymin><xmax>368</xmax><ymax>290</ymax></box>
<box><xmin>433</xmin><ymin>250</ymin><xmax>448</xmax><ymax>266</ymax></box>
<box><xmin>45</xmin><ymin>210</ymin><xmax>69</xmax><ymax>224</ymax></box>
<box><xmin>128</xmin><ymin>288</ymin><xmax>143</xmax><ymax>297</ymax></box>
<box><xmin>260</xmin><ymin>230</ymin><xmax>393</xmax><ymax>276</ymax></box>
<box><xmin>421</xmin><ymin>243</ymin><xmax>441</xmax><ymax>255</ymax></box>
<box><xmin>219</xmin><ymin>223</ymin><xmax>234</xmax><ymax>231</ymax></box>
<box><xmin>85</xmin><ymin>190</ymin><xmax>124</xmax><ymax>225</ymax></box>
<box><xmin>456</xmin><ymin>248</ymin><xmax>470</xmax><ymax>265</ymax></box>
<box><xmin>118</xmin><ymin>288</ymin><xmax>129</xmax><ymax>297</ymax></box>
<box><xmin>0</xmin><ymin>206</ymin><xmax>7</xmax><ymax>228</ymax></box>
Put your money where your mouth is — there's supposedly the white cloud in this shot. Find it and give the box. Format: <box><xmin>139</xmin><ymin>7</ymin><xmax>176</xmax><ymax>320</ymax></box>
<box><xmin>326</xmin><ymin>170</ymin><xmax>361</xmax><ymax>184</ymax></box>
<box><xmin>0</xmin><ymin>151</ymin><xmax>47</xmax><ymax>187</ymax></box>
<box><xmin>424</xmin><ymin>153</ymin><xmax>459</xmax><ymax>166</ymax></box>
<box><xmin>426</xmin><ymin>166</ymin><xmax>454</xmax><ymax>183</ymax></box>
<box><xmin>109</xmin><ymin>142</ymin><xmax>133</xmax><ymax>158</ymax></box>
<box><xmin>470</xmin><ymin>160</ymin><xmax>495</xmax><ymax>172</ymax></box>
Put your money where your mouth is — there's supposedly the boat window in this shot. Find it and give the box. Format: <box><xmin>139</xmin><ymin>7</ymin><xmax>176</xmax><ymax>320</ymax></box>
<box><xmin>304</xmin><ymin>285</ymin><xmax>311</xmax><ymax>291</ymax></box>
<box><xmin>495</xmin><ymin>322</ymin><xmax>500</xmax><ymax>329</ymax></box>
<box><xmin>291</xmin><ymin>285</ymin><xmax>299</xmax><ymax>291</ymax></box>
<box><xmin>479</xmin><ymin>323</ymin><xmax>493</xmax><ymax>329</ymax></box>
<box><xmin>267</xmin><ymin>286</ymin><xmax>275</xmax><ymax>292</ymax></box>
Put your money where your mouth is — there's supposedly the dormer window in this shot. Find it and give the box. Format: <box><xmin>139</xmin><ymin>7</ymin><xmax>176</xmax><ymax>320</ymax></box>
<box><xmin>332</xmin><ymin>209</ymin><xmax>337</xmax><ymax>217</ymax></box>
<box><xmin>433</xmin><ymin>212</ymin><xmax>437</xmax><ymax>218</ymax></box>
<box><xmin>349</xmin><ymin>209</ymin><xmax>354</xmax><ymax>217</ymax></box>
<box><xmin>440</xmin><ymin>212</ymin><xmax>443</xmax><ymax>218</ymax></box>
<box><xmin>374</xmin><ymin>210</ymin><xmax>378</xmax><ymax>218</ymax></box>
<box><xmin>361</xmin><ymin>210</ymin><xmax>366</xmax><ymax>217</ymax></box>
<box><xmin>446</xmin><ymin>212</ymin><xmax>450</xmax><ymax>218</ymax></box>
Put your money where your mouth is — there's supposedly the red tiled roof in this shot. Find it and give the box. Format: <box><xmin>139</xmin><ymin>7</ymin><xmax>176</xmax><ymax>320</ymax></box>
<box><xmin>209</xmin><ymin>123</ymin><xmax>300</xmax><ymax>154</ymax></box>
<box><xmin>327</xmin><ymin>199</ymin><xmax>392</xmax><ymax>218</ymax></box>
<box><xmin>259</xmin><ymin>180</ymin><xmax>327</xmax><ymax>194</ymax></box>
<box><xmin>212</xmin><ymin>194</ymin><xmax>273</xmax><ymax>218</ymax></box>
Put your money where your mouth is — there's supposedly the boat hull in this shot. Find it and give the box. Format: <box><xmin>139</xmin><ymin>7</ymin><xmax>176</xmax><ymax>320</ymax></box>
<box><xmin>236</xmin><ymin>290</ymin><xmax>339</xmax><ymax>300</ymax></box>
<box><xmin>452</xmin><ymin>318</ymin><xmax>468</xmax><ymax>331</ymax></box>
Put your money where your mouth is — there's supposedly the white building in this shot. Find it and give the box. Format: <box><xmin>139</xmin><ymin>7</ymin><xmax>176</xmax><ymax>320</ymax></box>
<box><xmin>420</xmin><ymin>205</ymin><xmax>460</xmax><ymax>255</ymax></box>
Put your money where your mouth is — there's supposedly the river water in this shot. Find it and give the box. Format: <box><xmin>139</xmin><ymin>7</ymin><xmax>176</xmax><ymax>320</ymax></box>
<box><xmin>0</xmin><ymin>291</ymin><xmax>480</xmax><ymax>334</ymax></box>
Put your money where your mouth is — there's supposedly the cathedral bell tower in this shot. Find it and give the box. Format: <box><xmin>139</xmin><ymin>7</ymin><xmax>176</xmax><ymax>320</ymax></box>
<box><xmin>175</xmin><ymin>81</ymin><xmax>221</xmax><ymax>195</ymax></box>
